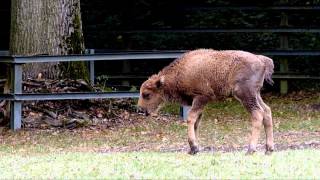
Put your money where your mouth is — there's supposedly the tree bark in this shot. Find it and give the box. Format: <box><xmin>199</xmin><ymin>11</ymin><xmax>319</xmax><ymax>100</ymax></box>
<box><xmin>1</xmin><ymin>0</ymin><xmax>88</xmax><ymax>125</ymax></box>
<box><xmin>10</xmin><ymin>0</ymin><xmax>87</xmax><ymax>79</ymax></box>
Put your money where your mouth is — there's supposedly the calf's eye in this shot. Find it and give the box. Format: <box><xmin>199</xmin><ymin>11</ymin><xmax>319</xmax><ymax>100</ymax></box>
<box><xmin>142</xmin><ymin>93</ymin><xmax>151</xmax><ymax>100</ymax></box>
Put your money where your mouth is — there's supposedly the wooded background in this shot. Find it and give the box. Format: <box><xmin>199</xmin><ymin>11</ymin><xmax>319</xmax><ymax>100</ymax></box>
<box><xmin>1</xmin><ymin>0</ymin><xmax>320</xmax><ymax>91</ymax></box>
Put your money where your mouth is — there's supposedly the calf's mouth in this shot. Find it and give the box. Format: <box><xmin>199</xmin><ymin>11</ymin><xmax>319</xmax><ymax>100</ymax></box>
<box><xmin>137</xmin><ymin>106</ymin><xmax>150</xmax><ymax>116</ymax></box>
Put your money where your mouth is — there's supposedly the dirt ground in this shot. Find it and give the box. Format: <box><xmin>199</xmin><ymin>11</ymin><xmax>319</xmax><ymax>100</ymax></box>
<box><xmin>1</xmin><ymin>91</ymin><xmax>320</xmax><ymax>154</ymax></box>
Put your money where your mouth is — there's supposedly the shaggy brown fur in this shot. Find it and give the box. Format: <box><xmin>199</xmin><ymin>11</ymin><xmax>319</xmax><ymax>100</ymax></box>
<box><xmin>138</xmin><ymin>49</ymin><xmax>274</xmax><ymax>155</ymax></box>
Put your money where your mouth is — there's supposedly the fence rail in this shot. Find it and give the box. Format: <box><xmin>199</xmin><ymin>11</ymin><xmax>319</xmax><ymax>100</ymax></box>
<box><xmin>0</xmin><ymin>52</ymin><xmax>186</xmax><ymax>130</ymax></box>
<box><xmin>182</xmin><ymin>6</ymin><xmax>320</xmax><ymax>11</ymax></box>
<box><xmin>0</xmin><ymin>92</ymin><xmax>140</xmax><ymax>101</ymax></box>
<box><xmin>116</xmin><ymin>28</ymin><xmax>320</xmax><ymax>33</ymax></box>
<box><xmin>1</xmin><ymin>50</ymin><xmax>320</xmax><ymax>130</ymax></box>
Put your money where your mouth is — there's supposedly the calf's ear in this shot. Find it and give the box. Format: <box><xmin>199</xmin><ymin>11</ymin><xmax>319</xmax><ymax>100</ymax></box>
<box><xmin>155</xmin><ymin>76</ymin><xmax>165</xmax><ymax>89</ymax></box>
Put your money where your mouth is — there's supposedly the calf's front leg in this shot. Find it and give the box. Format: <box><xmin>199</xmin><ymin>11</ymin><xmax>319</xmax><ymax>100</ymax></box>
<box><xmin>187</xmin><ymin>96</ymin><xmax>208</xmax><ymax>155</ymax></box>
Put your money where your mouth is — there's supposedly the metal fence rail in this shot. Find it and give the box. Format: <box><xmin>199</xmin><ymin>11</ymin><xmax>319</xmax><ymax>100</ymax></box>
<box><xmin>1</xmin><ymin>50</ymin><xmax>320</xmax><ymax>130</ymax></box>
<box><xmin>0</xmin><ymin>92</ymin><xmax>140</xmax><ymax>101</ymax></box>
<box><xmin>117</xmin><ymin>28</ymin><xmax>320</xmax><ymax>33</ymax></box>
<box><xmin>0</xmin><ymin>52</ymin><xmax>185</xmax><ymax>130</ymax></box>
<box><xmin>0</xmin><ymin>51</ymin><xmax>184</xmax><ymax>63</ymax></box>
<box><xmin>182</xmin><ymin>6</ymin><xmax>320</xmax><ymax>11</ymax></box>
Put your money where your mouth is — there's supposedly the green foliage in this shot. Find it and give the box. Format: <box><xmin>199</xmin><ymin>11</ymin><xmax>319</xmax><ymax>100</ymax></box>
<box><xmin>96</xmin><ymin>75</ymin><xmax>109</xmax><ymax>90</ymax></box>
<box><xmin>129</xmin><ymin>85</ymin><xmax>138</xmax><ymax>92</ymax></box>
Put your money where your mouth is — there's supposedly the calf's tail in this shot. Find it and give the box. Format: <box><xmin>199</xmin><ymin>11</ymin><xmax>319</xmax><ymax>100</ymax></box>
<box><xmin>257</xmin><ymin>55</ymin><xmax>274</xmax><ymax>85</ymax></box>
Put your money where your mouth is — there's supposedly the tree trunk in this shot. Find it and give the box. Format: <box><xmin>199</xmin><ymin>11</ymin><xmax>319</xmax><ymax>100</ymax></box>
<box><xmin>10</xmin><ymin>0</ymin><xmax>87</xmax><ymax>79</ymax></box>
<box><xmin>1</xmin><ymin>0</ymin><xmax>88</xmax><ymax>125</ymax></box>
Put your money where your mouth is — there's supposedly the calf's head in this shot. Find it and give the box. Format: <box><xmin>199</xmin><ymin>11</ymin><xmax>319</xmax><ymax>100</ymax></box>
<box><xmin>138</xmin><ymin>75</ymin><xmax>164</xmax><ymax>115</ymax></box>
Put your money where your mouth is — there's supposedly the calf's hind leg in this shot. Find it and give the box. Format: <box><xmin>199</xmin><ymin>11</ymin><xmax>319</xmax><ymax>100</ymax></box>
<box><xmin>234</xmin><ymin>85</ymin><xmax>264</xmax><ymax>155</ymax></box>
<box><xmin>194</xmin><ymin>113</ymin><xmax>202</xmax><ymax>141</ymax></box>
<box><xmin>247</xmin><ymin>109</ymin><xmax>264</xmax><ymax>154</ymax></box>
<box><xmin>257</xmin><ymin>93</ymin><xmax>274</xmax><ymax>154</ymax></box>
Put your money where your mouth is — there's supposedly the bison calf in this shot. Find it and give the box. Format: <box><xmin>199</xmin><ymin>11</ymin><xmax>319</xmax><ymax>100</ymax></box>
<box><xmin>138</xmin><ymin>49</ymin><xmax>274</xmax><ymax>155</ymax></box>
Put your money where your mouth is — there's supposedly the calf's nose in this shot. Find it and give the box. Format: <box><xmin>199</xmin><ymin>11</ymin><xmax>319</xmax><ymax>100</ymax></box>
<box><xmin>136</xmin><ymin>106</ymin><xmax>150</xmax><ymax>116</ymax></box>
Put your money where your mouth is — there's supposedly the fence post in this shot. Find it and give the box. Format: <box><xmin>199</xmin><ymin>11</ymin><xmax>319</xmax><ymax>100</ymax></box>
<box><xmin>89</xmin><ymin>49</ymin><xmax>95</xmax><ymax>86</ymax></box>
<box><xmin>279</xmin><ymin>0</ymin><xmax>289</xmax><ymax>94</ymax></box>
<box><xmin>122</xmin><ymin>61</ymin><xmax>131</xmax><ymax>88</ymax></box>
<box><xmin>180</xmin><ymin>106</ymin><xmax>190</xmax><ymax>121</ymax></box>
<box><xmin>10</xmin><ymin>62</ymin><xmax>22</xmax><ymax>130</ymax></box>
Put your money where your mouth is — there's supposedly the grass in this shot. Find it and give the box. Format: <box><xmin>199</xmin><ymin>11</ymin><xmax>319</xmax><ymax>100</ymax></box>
<box><xmin>0</xmin><ymin>150</ymin><xmax>319</xmax><ymax>179</ymax></box>
<box><xmin>0</xmin><ymin>92</ymin><xmax>320</xmax><ymax>178</ymax></box>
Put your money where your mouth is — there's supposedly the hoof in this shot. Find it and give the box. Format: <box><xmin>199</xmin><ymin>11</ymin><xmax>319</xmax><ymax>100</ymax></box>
<box><xmin>265</xmin><ymin>145</ymin><xmax>274</xmax><ymax>155</ymax></box>
<box><xmin>188</xmin><ymin>146</ymin><xmax>199</xmax><ymax>155</ymax></box>
<box><xmin>246</xmin><ymin>148</ymin><xmax>256</xmax><ymax>155</ymax></box>
<box><xmin>265</xmin><ymin>150</ymin><xmax>273</xmax><ymax>155</ymax></box>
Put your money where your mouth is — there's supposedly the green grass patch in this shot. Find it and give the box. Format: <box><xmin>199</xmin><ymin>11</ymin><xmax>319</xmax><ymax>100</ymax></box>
<box><xmin>160</xmin><ymin>102</ymin><xmax>181</xmax><ymax>115</ymax></box>
<box><xmin>278</xmin><ymin>118</ymin><xmax>320</xmax><ymax>131</ymax></box>
<box><xmin>0</xmin><ymin>93</ymin><xmax>320</xmax><ymax>178</ymax></box>
<box><xmin>0</xmin><ymin>150</ymin><xmax>319</xmax><ymax>179</ymax></box>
